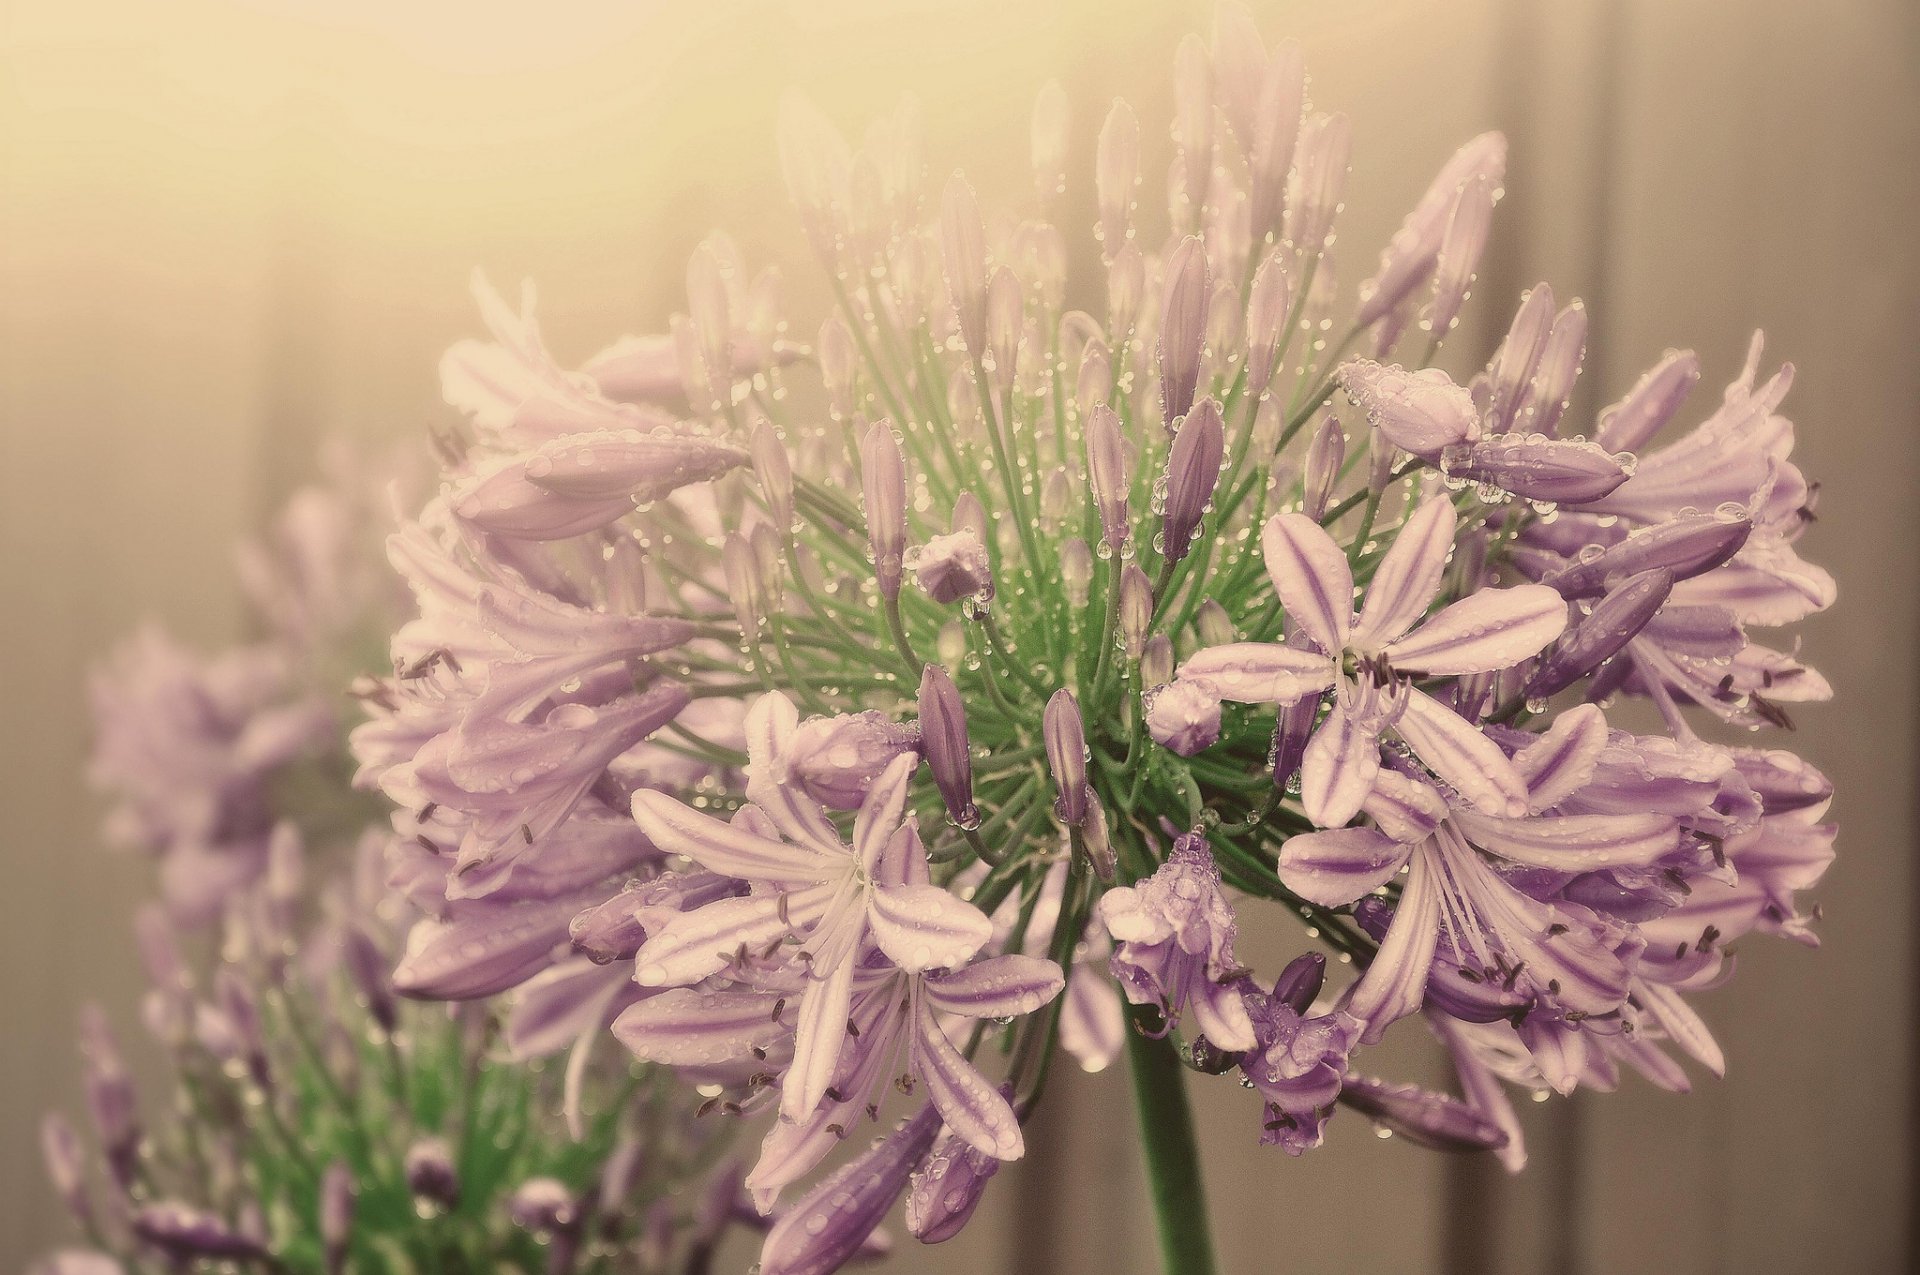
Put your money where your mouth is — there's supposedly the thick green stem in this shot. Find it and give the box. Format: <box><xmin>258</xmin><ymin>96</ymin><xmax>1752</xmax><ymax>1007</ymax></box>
<box><xmin>1125</xmin><ymin>1023</ymin><xmax>1219</xmax><ymax>1275</ymax></box>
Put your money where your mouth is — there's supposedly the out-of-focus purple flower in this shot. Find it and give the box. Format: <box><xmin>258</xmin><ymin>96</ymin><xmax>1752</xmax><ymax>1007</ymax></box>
<box><xmin>1100</xmin><ymin>834</ymin><xmax>1256</xmax><ymax>1051</ymax></box>
<box><xmin>319</xmin><ymin>1162</ymin><xmax>355</xmax><ymax>1275</ymax></box>
<box><xmin>405</xmin><ymin>1137</ymin><xmax>461</xmax><ymax>1212</ymax></box>
<box><xmin>130</xmin><ymin>1202</ymin><xmax>269</xmax><ymax>1263</ymax></box>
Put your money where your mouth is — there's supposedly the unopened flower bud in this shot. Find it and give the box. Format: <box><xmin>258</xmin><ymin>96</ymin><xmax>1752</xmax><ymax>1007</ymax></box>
<box><xmin>214</xmin><ymin>967</ymin><xmax>272</xmax><ymax>1086</ymax></box>
<box><xmin>1358</xmin><ymin>132</ymin><xmax>1506</xmax><ymax>327</ymax></box>
<box><xmin>1300</xmin><ymin>416</ymin><xmax>1346</xmax><ymax>521</ymax></box>
<box><xmin>1044</xmin><ymin>689</ymin><xmax>1091</xmax><ymax>826</ymax></box>
<box><xmin>41</xmin><ymin>1114</ymin><xmax>89</xmax><ymax>1225</ymax></box>
<box><xmin>723</xmin><ymin>532</ymin><xmax>763</xmax><ymax>633</ymax></box>
<box><xmin>1544</xmin><ymin>511</ymin><xmax>1751</xmax><ymax>598</ymax></box>
<box><xmin>1039</xmin><ymin>466</ymin><xmax>1075</xmax><ymax>533</ymax></box>
<box><xmin>1338</xmin><ymin>359</ymin><xmax>1478</xmax><ymax>459</ymax></box>
<box><xmin>752</xmin><ymin>422</ymin><xmax>795</xmax><ymax>532</ymax></box>
<box><xmin>908</xmin><ymin>1120</ymin><xmax>1003</xmax><ymax>1243</ymax></box>
<box><xmin>1080</xmin><ymin>797</ymin><xmax>1117</xmax><ymax>881</ymax></box>
<box><xmin>320</xmin><ymin>1161</ymin><xmax>355</xmax><ymax>1275</ymax></box>
<box><xmin>79</xmin><ymin>1007</ymin><xmax>139</xmax><ymax>1191</ymax></box>
<box><xmin>1597</xmin><ymin>348</ymin><xmax>1700</xmax><ymax>453</ymax></box>
<box><xmin>1272</xmin><ymin>952</ymin><xmax>1327</xmax><ymax>1014</ymax></box>
<box><xmin>1061</xmin><ymin>538</ymin><xmax>1095</xmax><ymax>608</ymax></box>
<box><xmin>1146</xmin><ymin>681</ymin><xmax>1222</xmax><ymax>757</ymax></box>
<box><xmin>1158</xmin><ymin>236</ymin><xmax>1210</xmax><ymax>427</ymax></box>
<box><xmin>1206</xmin><ymin>281</ymin><xmax>1244</xmax><ymax>380</ymax></box>
<box><xmin>818</xmin><ymin>317</ymin><xmax>857</xmax><ymax>418</ymax></box>
<box><xmin>1284</xmin><ymin>112</ymin><xmax>1351</xmax><ymax>257</ymax></box>
<box><xmin>1119</xmin><ymin>563</ymin><xmax>1153</xmax><ymax>660</ymax></box>
<box><xmin>1514</xmin><ymin>301</ymin><xmax>1586</xmax><ymax>437</ymax></box>
<box><xmin>1141</xmin><ymin>634</ymin><xmax>1175</xmax><ymax>689</ymax></box>
<box><xmin>911</xmin><ymin>529</ymin><xmax>993</xmax><ymax>606</ymax></box>
<box><xmin>918</xmin><ymin>664</ymin><xmax>977</xmax><ymax>828</ymax></box>
<box><xmin>941</xmin><ymin>175</ymin><xmax>991</xmax><ymax>356</ymax></box>
<box><xmin>1097</xmin><ymin>100</ymin><xmax>1141</xmax><ymax>255</ymax></box>
<box><xmin>1444</xmin><ymin>433</ymin><xmax>1628</xmax><ymax>505</ymax></box>
<box><xmin>1337</xmin><ymin>1075</ymin><xmax>1508</xmax><ymax>1153</ymax></box>
<box><xmin>570</xmin><ymin>886</ymin><xmax>650</xmax><ymax>965</ymax></box>
<box><xmin>778</xmin><ymin>95</ymin><xmax>851</xmax><ymax>256</ymax></box>
<box><xmin>405</xmin><ymin>1137</ymin><xmax>461</xmax><ymax>1212</ymax></box>
<box><xmin>860</xmin><ymin>423</ymin><xmax>907</xmax><ymax>600</ymax></box>
<box><xmin>1484</xmin><ymin>284</ymin><xmax>1555</xmax><ymax>434</ymax></box>
<box><xmin>763</xmin><ymin>1104</ymin><xmax>941</xmax><ymax>1275</ymax></box>
<box><xmin>1171</xmin><ymin>36</ymin><xmax>1213</xmax><ymax>228</ymax></box>
<box><xmin>1108</xmin><ymin>243</ymin><xmax>1145</xmax><ymax>339</ymax></box>
<box><xmin>1525</xmin><ymin>569</ymin><xmax>1672</xmax><ymax>700</ymax></box>
<box><xmin>1076</xmin><ymin>339</ymin><xmax>1112</xmax><ymax>416</ymax></box>
<box><xmin>509</xmin><ymin>1177</ymin><xmax>579</xmax><ymax>1236</ymax></box>
<box><xmin>131</xmin><ymin>1202</ymin><xmax>268</xmax><ymax>1263</ymax></box>
<box><xmin>1195</xmin><ymin>599</ymin><xmax>1236</xmax><ymax>647</ymax></box>
<box><xmin>786</xmin><ymin>711</ymin><xmax>923</xmax><ymax>810</ymax></box>
<box><xmin>686</xmin><ymin>241</ymin><xmax>733</xmax><ymax>382</ymax></box>
<box><xmin>1248</xmin><ymin>42</ymin><xmax>1306</xmax><ymax>238</ymax></box>
<box><xmin>751</xmin><ymin>522</ymin><xmax>785</xmax><ymax>608</ymax></box>
<box><xmin>1430</xmin><ymin>174</ymin><xmax>1495</xmax><ymax>337</ymax></box>
<box><xmin>987</xmin><ymin>267</ymin><xmax>1023</xmax><ymax>389</ymax></box>
<box><xmin>1245</xmin><ymin>250</ymin><xmax>1292</xmax><ymax>394</ymax></box>
<box><xmin>1031</xmin><ymin>81</ymin><xmax>1070</xmax><ymax>205</ymax></box>
<box><xmin>1085</xmin><ymin>404</ymin><xmax>1131</xmax><ymax>552</ymax></box>
<box><xmin>1161</xmin><ymin>397</ymin><xmax>1225</xmax><ymax>562</ymax></box>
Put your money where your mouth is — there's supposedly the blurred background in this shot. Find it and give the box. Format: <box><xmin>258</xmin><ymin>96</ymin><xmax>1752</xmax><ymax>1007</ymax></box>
<box><xmin>2</xmin><ymin>0</ymin><xmax>1914</xmax><ymax>1270</ymax></box>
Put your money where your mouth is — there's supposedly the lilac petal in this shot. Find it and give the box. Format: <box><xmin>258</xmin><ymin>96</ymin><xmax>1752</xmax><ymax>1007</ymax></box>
<box><xmin>1260</xmin><ymin>513</ymin><xmax>1354</xmax><ymax>653</ymax></box>
<box><xmin>868</xmin><ymin>884</ymin><xmax>993</xmax><ymax>973</ymax></box>
<box><xmin>451</xmin><ymin>459</ymin><xmax>636</xmax><ymax>540</ymax></box>
<box><xmin>1596</xmin><ymin>349</ymin><xmax>1700</xmax><ymax>453</ymax></box>
<box><xmin>1453</xmin><ymin>810</ymin><xmax>1680</xmax><ymax>869</ymax></box>
<box><xmin>1346</xmin><ymin>850</ymin><xmax>1441</xmax><ymax>1042</ymax></box>
<box><xmin>1511</xmin><ymin>703</ymin><xmax>1607</xmax><ymax>810</ymax></box>
<box><xmin>1636</xmin><ymin>980</ymin><xmax>1725</xmax><ymax>1078</ymax></box>
<box><xmin>1182</xmin><ymin>966</ymin><xmax>1259</xmax><ymax>1052</ymax></box>
<box><xmin>1300</xmin><ymin>704</ymin><xmax>1381</xmax><ymax>828</ymax></box>
<box><xmin>521</xmin><ymin>430</ymin><xmax>748</xmax><ymax>502</ymax></box>
<box><xmin>1393</xmin><ymin>689</ymin><xmax>1529</xmax><ymax>816</ymax></box>
<box><xmin>852</xmin><ymin>753</ymin><xmax>918</xmax><ymax>872</ymax></box>
<box><xmin>1337</xmin><ymin>1074</ymin><xmax>1509</xmax><ymax>1152</ymax></box>
<box><xmin>1383</xmin><ymin>585</ymin><xmax>1567</xmax><ymax>676</ymax></box>
<box><xmin>633</xmin><ymin>889</ymin><xmax>827</xmax><ymax>988</ymax></box>
<box><xmin>913</xmin><ymin>999</ymin><xmax>1024</xmax><ymax>1159</ymax></box>
<box><xmin>1361</xmin><ymin>768</ymin><xmax>1450</xmax><ymax>843</ymax></box>
<box><xmin>506</xmin><ymin>957</ymin><xmax>630</xmax><ymax>1059</ymax></box>
<box><xmin>1434</xmin><ymin>1019</ymin><xmax>1527</xmax><ymax>1172</ymax></box>
<box><xmin>1279</xmin><ymin>827</ymin><xmax>1410</xmax><ymax>907</ymax></box>
<box><xmin>1445</xmin><ymin>434</ymin><xmax>1630</xmax><ymax>504</ymax></box>
<box><xmin>923</xmin><ymin>955</ymin><xmax>1065</xmax><ymax>1019</ymax></box>
<box><xmin>1353</xmin><ymin>498</ymin><xmax>1455</xmax><ymax>648</ymax></box>
<box><xmin>744</xmin><ymin>693</ymin><xmax>845</xmax><ymax>855</ymax></box>
<box><xmin>783</xmin><ymin>955</ymin><xmax>857</xmax><ymax>1122</ymax></box>
<box><xmin>1176</xmin><ymin>644</ymin><xmax>1333</xmax><ymax>704</ymax></box>
<box><xmin>611</xmin><ymin>987</ymin><xmax>788</xmax><ymax>1066</ymax></box>
<box><xmin>907</xmin><ymin>1125</ymin><xmax>1002</xmax><ymax>1243</ymax></box>
<box><xmin>391</xmin><ymin>895</ymin><xmax>589</xmax><ymax>1000</ymax></box>
<box><xmin>1543</xmin><ymin>511</ymin><xmax>1751</xmax><ymax>599</ymax></box>
<box><xmin>631</xmin><ymin>790</ymin><xmax>834</xmax><ymax>885</ymax></box>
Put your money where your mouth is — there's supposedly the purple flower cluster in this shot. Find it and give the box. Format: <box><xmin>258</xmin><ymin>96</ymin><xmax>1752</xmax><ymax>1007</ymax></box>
<box><xmin>351</xmin><ymin>4</ymin><xmax>1837</xmax><ymax>1267</ymax></box>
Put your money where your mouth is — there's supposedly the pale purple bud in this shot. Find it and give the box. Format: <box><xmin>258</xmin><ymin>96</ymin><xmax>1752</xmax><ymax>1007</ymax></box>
<box><xmin>751</xmin><ymin>522</ymin><xmax>785</xmax><ymax>609</ymax></box>
<box><xmin>950</xmin><ymin>491</ymin><xmax>989</xmax><ymax>547</ymax></box>
<box><xmin>1081</xmin><ymin>796</ymin><xmax>1117</xmax><ymax>881</ymax></box>
<box><xmin>405</xmin><ymin>1137</ymin><xmax>461</xmax><ymax>1211</ymax></box>
<box><xmin>569</xmin><ymin>887</ymin><xmax>649</xmax><ymax>965</ymax></box>
<box><xmin>1269</xmin><ymin>680</ymin><xmax>1318</xmax><ymax>791</ymax></box>
<box><xmin>1119</xmin><ymin>564</ymin><xmax>1153</xmax><ymax>660</ymax></box>
<box><xmin>1061</xmin><ymin>538</ymin><xmax>1094</xmax><ymax>608</ymax></box>
<box><xmin>79</xmin><ymin>1007</ymin><xmax>139</xmax><ymax>1190</ymax></box>
<box><xmin>1525</xmin><ymin>569</ymin><xmax>1673</xmax><ymax>700</ymax></box>
<box><xmin>1245</xmin><ymin>249</ymin><xmax>1292</xmax><ymax>394</ymax></box>
<box><xmin>760</xmin><ymin>1104</ymin><xmax>940</xmax><ymax>1275</ymax></box>
<box><xmin>1248</xmin><ymin>42</ymin><xmax>1307</xmax><ymax>239</ymax></box>
<box><xmin>335</xmin><ymin>926</ymin><xmax>395</xmax><ymax>1037</ymax></box>
<box><xmin>723</xmin><ymin>532</ymin><xmax>763</xmax><ymax>633</ymax></box>
<box><xmin>320</xmin><ymin>1161</ymin><xmax>355</xmax><ymax>1275</ymax></box>
<box><xmin>1597</xmin><ymin>349</ymin><xmax>1701</xmax><ymax>453</ymax></box>
<box><xmin>1730</xmin><ymin>749</ymin><xmax>1833</xmax><ymax>815</ymax></box>
<box><xmin>1337</xmin><ymin>1075</ymin><xmax>1508</xmax><ymax>1153</ymax></box>
<box><xmin>908</xmin><ymin>1122</ymin><xmax>1002</xmax><ymax>1243</ymax></box>
<box><xmin>393</xmin><ymin>896</ymin><xmax>587</xmax><ymax>1001</ymax></box>
<box><xmin>752</xmin><ymin>422</ymin><xmax>795</xmax><ymax>532</ymax></box>
<box><xmin>1544</xmin><ymin>510</ymin><xmax>1752</xmax><ymax>598</ymax></box>
<box><xmin>912</xmin><ymin>530</ymin><xmax>993</xmax><ymax>606</ymax></box>
<box><xmin>1358</xmin><ymin>132</ymin><xmax>1506</xmax><ymax>327</ymax></box>
<box><xmin>1041</xmin><ymin>465</ymin><xmax>1075</xmax><ymax>531</ymax></box>
<box><xmin>1484</xmin><ymin>284</ymin><xmax>1556</xmax><ymax>434</ymax></box>
<box><xmin>671</xmin><ymin>313</ymin><xmax>710</xmax><ymax>410</ymax></box>
<box><xmin>1085</xmin><ymin>404</ymin><xmax>1131</xmax><ymax>552</ymax></box>
<box><xmin>1076</xmin><ymin>338</ymin><xmax>1113</xmax><ymax>415</ymax></box>
<box><xmin>1160</xmin><ymin>397</ymin><xmax>1225</xmax><ymax>562</ymax></box>
<box><xmin>1284</xmin><ymin>112</ymin><xmax>1350</xmax><ymax>257</ymax></box>
<box><xmin>1195</xmin><ymin>599</ymin><xmax>1236</xmax><ymax>647</ymax></box>
<box><xmin>860</xmin><ymin>423</ymin><xmax>907</xmax><ymax>600</ymax></box>
<box><xmin>918</xmin><ymin>664</ymin><xmax>976</xmax><ymax>828</ymax></box>
<box><xmin>131</xmin><ymin>1202</ymin><xmax>268</xmax><ymax>1262</ymax></box>
<box><xmin>1514</xmin><ymin>300</ymin><xmax>1587</xmax><ymax>437</ymax></box>
<box><xmin>214</xmin><ymin>968</ymin><xmax>272</xmax><ymax>1086</ymax></box>
<box><xmin>508</xmin><ymin>1177</ymin><xmax>578</xmax><ymax>1235</ymax></box>
<box><xmin>686</xmin><ymin>242</ymin><xmax>733</xmax><ymax>379</ymax></box>
<box><xmin>1147</xmin><ymin>681</ymin><xmax>1222</xmax><ymax>757</ymax></box>
<box><xmin>987</xmin><ymin>267</ymin><xmax>1023</xmax><ymax>390</ymax></box>
<box><xmin>1272</xmin><ymin>952</ymin><xmax>1327</xmax><ymax>1014</ymax></box>
<box><xmin>787</xmin><ymin>711</ymin><xmax>922</xmax><ymax>810</ymax></box>
<box><xmin>1338</xmin><ymin>359</ymin><xmax>1478</xmax><ymax>459</ymax></box>
<box><xmin>1205</xmin><ymin>281</ymin><xmax>1244</xmax><ymax>381</ymax></box>
<box><xmin>598</xmin><ymin>1137</ymin><xmax>647</xmax><ymax>1214</ymax></box>
<box><xmin>1031</xmin><ymin>81</ymin><xmax>1070</xmax><ymax>205</ymax></box>
<box><xmin>1300</xmin><ymin>416</ymin><xmax>1346</xmax><ymax>521</ymax></box>
<box><xmin>1096</xmin><ymin>100</ymin><xmax>1141</xmax><ymax>256</ymax></box>
<box><xmin>1430</xmin><ymin>174</ymin><xmax>1496</xmax><ymax>337</ymax></box>
<box><xmin>778</xmin><ymin>96</ymin><xmax>851</xmax><ymax>256</ymax></box>
<box><xmin>818</xmin><ymin>318</ymin><xmax>857</xmax><ymax>418</ymax></box>
<box><xmin>1443</xmin><ymin>433</ymin><xmax>1628</xmax><ymax>504</ymax></box>
<box><xmin>1107</xmin><ymin>244</ymin><xmax>1145</xmax><ymax>338</ymax></box>
<box><xmin>1158</xmin><ymin>236</ymin><xmax>1211</xmax><ymax>427</ymax></box>
<box><xmin>1141</xmin><ymin>634</ymin><xmax>1175</xmax><ymax>689</ymax></box>
<box><xmin>1172</xmin><ymin>36</ymin><xmax>1214</xmax><ymax>228</ymax></box>
<box><xmin>941</xmin><ymin>175</ymin><xmax>991</xmax><ymax>356</ymax></box>
<box><xmin>1045</xmin><ymin>689</ymin><xmax>1091</xmax><ymax>826</ymax></box>
<box><xmin>41</xmin><ymin>1114</ymin><xmax>89</xmax><ymax>1224</ymax></box>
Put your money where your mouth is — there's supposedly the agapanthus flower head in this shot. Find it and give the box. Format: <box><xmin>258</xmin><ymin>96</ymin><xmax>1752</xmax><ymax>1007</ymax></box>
<box><xmin>348</xmin><ymin>5</ymin><xmax>1838</xmax><ymax>1268</ymax></box>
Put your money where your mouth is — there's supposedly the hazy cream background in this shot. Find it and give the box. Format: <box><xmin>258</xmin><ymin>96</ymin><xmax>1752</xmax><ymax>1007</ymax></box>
<box><xmin>2</xmin><ymin>1</ymin><xmax>1914</xmax><ymax>1270</ymax></box>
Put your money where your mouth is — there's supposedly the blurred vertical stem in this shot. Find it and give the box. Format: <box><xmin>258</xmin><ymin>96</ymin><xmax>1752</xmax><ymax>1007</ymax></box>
<box><xmin>1126</xmin><ymin>1021</ymin><xmax>1219</xmax><ymax>1275</ymax></box>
